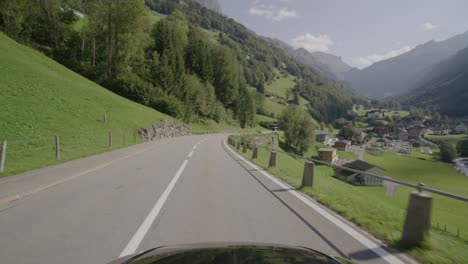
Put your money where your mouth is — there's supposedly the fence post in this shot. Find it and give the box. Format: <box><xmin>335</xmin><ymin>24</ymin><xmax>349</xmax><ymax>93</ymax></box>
<box><xmin>268</xmin><ymin>151</ymin><xmax>277</xmax><ymax>168</ymax></box>
<box><xmin>236</xmin><ymin>141</ymin><xmax>241</xmax><ymax>150</ymax></box>
<box><xmin>401</xmin><ymin>191</ymin><xmax>433</xmax><ymax>246</ymax></box>
<box><xmin>108</xmin><ymin>131</ymin><xmax>112</xmax><ymax>148</ymax></box>
<box><xmin>252</xmin><ymin>146</ymin><xmax>258</xmax><ymax>159</ymax></box>
<box><xmin>302</xmin><ymin>161</ymin><xmax>315</xmax><ymax>187</ymax></box>
<box><xmin>242</xmin><ymin>143</ymin><xmax>247</xmax><ymax>153</ymax></box>
<box><xmin>104</xmin><ymin>113</ymin><xmax>107</xmax><ymax>125</ymax></box>
<box><xmin>55</xmin><ymin>135</ymin><xmax>61</xmax><ymax>160</ymax></box>
<box><xmin>0</xmin><ymin>140</ymin><xmax>6</xmax><ymax>173</ymax></box>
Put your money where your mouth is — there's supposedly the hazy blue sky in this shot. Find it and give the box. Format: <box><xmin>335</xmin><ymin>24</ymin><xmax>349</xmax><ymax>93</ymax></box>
<box><xmin>218</xmin><ymin>0</ymin><xmax>468</xmax><ymax>68</ymax></box>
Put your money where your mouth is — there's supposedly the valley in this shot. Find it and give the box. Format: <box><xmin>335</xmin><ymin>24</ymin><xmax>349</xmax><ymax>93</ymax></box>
<box><xmin>1</xmin><ymin>1</ymin><xmax>468</xmax><ymax>264</ymax></box>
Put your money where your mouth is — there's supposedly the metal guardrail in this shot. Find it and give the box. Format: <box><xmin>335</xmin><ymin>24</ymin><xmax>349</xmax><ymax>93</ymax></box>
<box><xmin>231</xmin><ymin>137</ymin><xmax>468</xmax><ymax>203</ymax></box>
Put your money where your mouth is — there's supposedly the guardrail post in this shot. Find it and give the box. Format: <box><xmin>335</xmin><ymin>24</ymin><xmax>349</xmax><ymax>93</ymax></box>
<box><xmin>302</xmin><ymin>161</ymin><xmax>314</xmax><ymax>187</ymax></box>
<box><xmin>401</xmin><ymin>191</ymin><xmax>433</xmax><ymax>246</ymax></box>
<box><xmin>108</xmin><ymin>131</ymin><xmax>112</xmax><ymax>148</ymax></box>
<box><xmin>252</xmin><ymin>146</ymin><xmax>258</xmax><ymax>159</ymax></box>
<box><xmin>268</xmin><ymin>151</ymin><xmax>277</xmax><ymax>168</ymax></box>
<box><xmin>0</xmin><ymin>140</ymin><xmax>7</xmax><ymax>173</ymax></box>
<box><xmin>236</xmin><ymin>141</ymin><xmax>240</xmax><ymax>150</ymax></box>
<box><xmin>55</xmin><ymin>135</ymin><xmax>60</xmax><ymax>160</ymax></box>
<box><xmin>242</xmin><ymin>143</ymin><xmax>247</xmax><ymax>153</ymax></box>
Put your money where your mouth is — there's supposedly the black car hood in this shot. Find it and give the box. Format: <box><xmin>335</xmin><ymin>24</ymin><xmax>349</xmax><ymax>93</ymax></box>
<box><xmin>109</xmin><ymin>242</ymin><xmax>353</xmax><ymax>264</ymax></box>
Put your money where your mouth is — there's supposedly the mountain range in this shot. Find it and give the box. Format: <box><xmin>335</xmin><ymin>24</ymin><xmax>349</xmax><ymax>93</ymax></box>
<box><xmin>265</xmin><ymin>38</ymin><xmax>352</xmax><ymax>81</ymax></box>
<box><xmin>400</xmin><ymin>45</ymin><xmax>468</xmax><ymax>117</ymax></box>
<box><xmin>342</xmin><ymin>31</ymin><xmax>468</xmax><ymax>99</ymax></box>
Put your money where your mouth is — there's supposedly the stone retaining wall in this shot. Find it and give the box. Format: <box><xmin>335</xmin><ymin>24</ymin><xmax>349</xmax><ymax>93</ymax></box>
<box><xmin>139</xmin><ymin>119</ymin><xmax>192</xmax><ymax>141</ymax></box>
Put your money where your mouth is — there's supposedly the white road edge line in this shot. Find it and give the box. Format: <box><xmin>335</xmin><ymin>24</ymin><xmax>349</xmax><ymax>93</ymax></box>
<box><xmin>119</xmin><ymin>159</ymin><xmax>190</xmax><ymax>257</ymax></box>
<box><xmin>188</xmin><ymin>150</ymin><xmax>195</xmax><ymax>158</ymax></box>
<box><xmin>224</xmin><ymin>140</ymin><xmax>405</xmax><ymax>264</ymax></box>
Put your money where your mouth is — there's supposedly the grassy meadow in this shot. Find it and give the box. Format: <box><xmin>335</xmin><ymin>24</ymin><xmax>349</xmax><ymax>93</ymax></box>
<box><xmin>0</xmin><ymin>32</ymin><xmax>173</xmax><ymax>177</ymax></box>
<box><xmin>230</xmin><ymin>136</ymin><xmax>468</xmax><ymax>263</ymax></box>
<box><xmin>426</xmin><ymin>134</ymin><xmax>468</xmax><ymax>148</ymax></box>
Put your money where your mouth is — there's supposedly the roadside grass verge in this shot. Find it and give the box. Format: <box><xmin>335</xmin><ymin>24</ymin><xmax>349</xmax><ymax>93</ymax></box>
<box><xmin>229</xmin><ymin>138</ymin><xmax>468</xmax><ymax>263</ymax></box>
<box><xmin>0</xmin><ymin>32</ymin><xmax>171</xmax><ymax>177</ymax></box>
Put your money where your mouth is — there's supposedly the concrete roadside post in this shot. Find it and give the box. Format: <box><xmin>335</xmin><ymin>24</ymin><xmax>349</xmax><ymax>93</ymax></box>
<box><xmin>302</xmin><ymin>161</ymin><xmax>315</xmax><ymax>187</ymax></box>
<box><xmin>252</xmin><ymin>145</ymin><xmax>258</xmax><ymax>159</ymax></box>
<box><xmin>242</xmin><ymin>142</ymin><xmax>247</xmax><ymax>153</ymax></box>
<box><xmin>236</xmin><ymin>140</ymin><xmax>240</xmax><ymax>150</ymax></box>
<box><xmin>401</xmin><ymin>187</ymin><xmax>433</xmax><ymax>246</ymax></box>
<box><xmin>268</xmin><ymin>151</ymin><xmax>277</xmax><ymax>168</ymax></box>
<box><xmin>0</xmin><ymin>140</ymin><xmax>6</xmax><ymax>173</ymax></box>
<box><xmin>108</xmin><ymin>131</ymin><xmax>113</xmax><ymax>148</ymax></box>
<box><xmin>55</xmin><ymin>135</ymin><xmax>60</xmax><ymax>160</ymax></box>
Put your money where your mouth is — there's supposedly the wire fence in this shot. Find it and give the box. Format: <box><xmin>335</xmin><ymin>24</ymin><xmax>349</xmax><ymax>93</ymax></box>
<box><xmin>0</xmin><ymin>129</ymin><xmax>228</xmax><ymax>176</ymax></box>
<box><xmin>228</xmin><ymin>135</ymin><xmax>468</xmax><ymax>243</ymax></box>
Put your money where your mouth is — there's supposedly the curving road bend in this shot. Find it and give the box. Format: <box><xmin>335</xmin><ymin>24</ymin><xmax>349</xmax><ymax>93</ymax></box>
<box><xmin>0</xmin><ymin>135</ymin><xmax>415</xmax><ymax>264</ymax></box>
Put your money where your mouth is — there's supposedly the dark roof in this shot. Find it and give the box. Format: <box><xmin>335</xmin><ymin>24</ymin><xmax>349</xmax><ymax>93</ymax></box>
<box><xmin>343</xmin><ymin>160</ymin><xmax>384</xmax><ymax>171</ymax></box>
<box><xmin>336</xmin><ymin>140</ymin><xmax>350</xmax><ymax>144</ymax></box>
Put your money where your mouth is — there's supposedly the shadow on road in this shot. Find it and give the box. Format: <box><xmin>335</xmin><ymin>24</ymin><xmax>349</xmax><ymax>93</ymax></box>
<box><xmin>221</xmin><ymin>139</ymin><xmax>349</xmax><ymax>259</ymax></box>
<box><xmin>349</xmin><ymin>247</ymin><xmax>394</xmax><ymax>261</ymax></box>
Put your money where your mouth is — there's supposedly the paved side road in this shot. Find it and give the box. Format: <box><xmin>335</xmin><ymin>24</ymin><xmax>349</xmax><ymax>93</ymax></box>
<box><xmin>0</xmin><ymin>135</ymin><xmax>415</xmax><ymax>264</ymax></box>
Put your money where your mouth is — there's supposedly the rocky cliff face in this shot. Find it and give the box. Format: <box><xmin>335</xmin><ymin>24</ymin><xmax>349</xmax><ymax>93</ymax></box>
<box><xmin>196</xmin><ymin>0</ymin><xmax>222</xmax><ymax>13</ymax></box>
<box><xmin>139</xmin><ymin>119</ymin><xmax>192</xmax><ymax>141</ymax></box>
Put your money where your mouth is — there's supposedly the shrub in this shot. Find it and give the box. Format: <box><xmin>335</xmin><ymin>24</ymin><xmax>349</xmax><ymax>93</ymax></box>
<box><xmin>440</xmin><ymin>141</ymin><xmax>456</xmax><ymax>163</ymax></box>
<box><xmin>152</xmin><ymin>96</ymin><xmax>184</xmax><ymax>119</ymax></box>
<box><xmin>456</xmin><ymin>140</ymin><xmax>468</xmax><ymax>157</ymax></box>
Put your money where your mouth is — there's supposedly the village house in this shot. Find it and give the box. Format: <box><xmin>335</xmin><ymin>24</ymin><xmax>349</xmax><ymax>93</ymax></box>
<box><xmin>315</xmin><ymin>131</ymin><xmax>337</xmax><ymax>146</ymax></box>
<box><xmin>407</xmin><ymin>125</ymin><xmax>425</xmax><ymax>139</ymax></box>
<box><xmin>373</xmin><ymin>126</ymin><xmax>389</xmax><ymax>136</ymax></box>
<box><xmin>454</xmin><ymin>124</ymin><xmax>467</xmax><ymax>134</ymax></box>
<box><xmin>318</xmin><ymin>148</ymin><xmax>339</xmax><ymax>164</ymax></box>
<box><xmin>316</xmin><ymin>131</ymin><xmax>330</xmax><ymax>143</ymax></box>
<box><xmin>395</xmin><ymin>128</ymin><xmax>409</xmax><ymax>141</ymax></box>
<box><xmin>353</xmin><ymin>127</ymin><xmax>368</xmax><ymax>143</ymax></box>
<box><xmin>428</xmin><ymin>127</ymin><xmax>448</xmax><ymax>135</ymax></box>
<box><xmin>334</xmin><ymin>160</ymin><xmax>385</xmax><ymax>186</ymax></box>
<box><xmin>334</xmin><ymin>140</ymin><xmax>351</xmax><ymax>151</ymax></box>
<box><xmin>365</xmin><ymin>110</ymin><xmax>384</xmax><ymax>119</ymax></box>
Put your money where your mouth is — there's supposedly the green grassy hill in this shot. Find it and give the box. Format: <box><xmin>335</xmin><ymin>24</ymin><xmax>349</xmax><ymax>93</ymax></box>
<box><xmin>0</xmin><ymin>32</ymin><xmax>170</xmax><ymax>176</ymax></box>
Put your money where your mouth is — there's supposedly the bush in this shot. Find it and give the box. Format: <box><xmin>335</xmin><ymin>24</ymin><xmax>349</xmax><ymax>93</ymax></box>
<box><xmin>457</xmin><ymin>140</ymin><xmax>468</xmax><ymax>157</ymax></box>
<box><xmin>440</xmin><ymin>141</ymin><xmax>456</xmax><ymax>163</ymax></box>
<box><xmin>151</xmin><ymin>96</ymin><xmax>184</xmax><ymax>118</ymax></box>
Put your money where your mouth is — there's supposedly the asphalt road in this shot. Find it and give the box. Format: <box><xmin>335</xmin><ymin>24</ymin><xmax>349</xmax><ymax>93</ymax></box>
<box><xmin>0</xmin><ymin>135</ymin><xmax>414</xmax><ymax>264</ymax></box>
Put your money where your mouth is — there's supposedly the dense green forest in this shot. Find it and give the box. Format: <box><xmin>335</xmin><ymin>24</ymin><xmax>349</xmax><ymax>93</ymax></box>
<box><xmin>0</xmin><ymin>0</ymin><xmax>354</xmax><ymax>125</ymax></box>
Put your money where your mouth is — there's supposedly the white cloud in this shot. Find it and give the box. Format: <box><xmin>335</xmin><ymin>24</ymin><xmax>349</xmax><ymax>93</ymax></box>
<box><xmin>248</xmin><ymin>5</ymin><xmax>297</xmax><ymax>21</ymax></box>
<box><xmin>353</xmin><ymin>46</ymin><xmax>412</xmax><ymax>68</ymax></box>
<box><xmin>423</xmin><ymin>22</ymin><xmax>439</xmax><ymax>31</ymax></box>
<box><xmin>290</xmin><ymin>33</ymin><xmax>334</xmax><ymax>53</ymax></box>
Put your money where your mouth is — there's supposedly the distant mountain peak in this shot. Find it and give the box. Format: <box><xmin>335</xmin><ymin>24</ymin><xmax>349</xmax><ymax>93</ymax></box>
<box><xmin>343</xmin><ymin>30</ymin><xmax>468</xmax><ymax>98</ymax></box>
<box><xmin>196</xmin><ymin>0</ymin><xmax>222</xmax><ymax>13</ymax></box>
<box><xmin>264</xmin><ymin>37</ymin><xmax>352</xmax><ymax>81</ymax></box>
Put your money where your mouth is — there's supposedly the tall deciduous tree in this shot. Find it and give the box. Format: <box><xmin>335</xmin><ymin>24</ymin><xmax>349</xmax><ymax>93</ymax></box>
<box><xmin>280</xmin><ymin>106</ymin><xmax>315</xmax><ymax>155</ymax></box>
